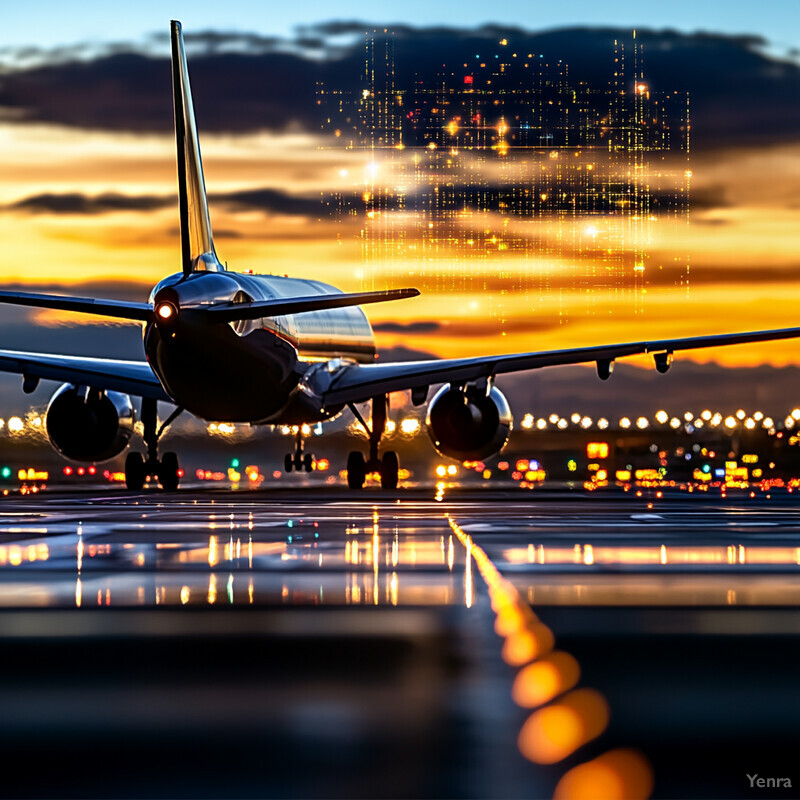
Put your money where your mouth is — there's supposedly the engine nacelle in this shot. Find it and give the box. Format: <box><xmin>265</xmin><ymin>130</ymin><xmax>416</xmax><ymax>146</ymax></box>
<box><xmin>426</xmin><ymin>384</ymin><xmax>512</xmax><ymax>461</ymax></box>
<box><xmin>46</xmin><ymin>384</ymin><xmax>135</xmax><ymax>463</ymax></box>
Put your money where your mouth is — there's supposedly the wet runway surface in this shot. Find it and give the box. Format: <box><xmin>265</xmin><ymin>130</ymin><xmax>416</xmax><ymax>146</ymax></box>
<box><xmin>2</xmin><ymin>486</ymin><xmax>800</xmax><ymax>798</ymax></box>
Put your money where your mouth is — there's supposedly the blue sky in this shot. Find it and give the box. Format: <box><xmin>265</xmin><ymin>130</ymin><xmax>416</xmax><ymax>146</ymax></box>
<box><xmin>3</xmin><ymin>0</ymin><xmax>800</xmax><ymax>54</ymax></box>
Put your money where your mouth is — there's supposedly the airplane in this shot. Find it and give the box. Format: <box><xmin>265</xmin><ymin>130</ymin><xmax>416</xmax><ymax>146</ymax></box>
<box><xmin>1</xmin><ymin>19</ymin><xmax>800</xmax><ymax>492</ymax></box>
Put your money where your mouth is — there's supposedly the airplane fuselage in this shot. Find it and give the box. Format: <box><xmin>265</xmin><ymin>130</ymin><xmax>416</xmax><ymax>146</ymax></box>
<box><xmin>145</xmin><ymin>271</ymin><xmax>375</xmax><ymax>423</ymax></box>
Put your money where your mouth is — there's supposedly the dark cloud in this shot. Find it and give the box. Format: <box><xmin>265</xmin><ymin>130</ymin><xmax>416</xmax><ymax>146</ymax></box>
<box><xmin>0</xmin><ymin>278</ymin><xmax>152</xmax><ymax>302</ymax></box>
<box><xmin>6</xmin><ymin>188</ymin><xmax>327</xmax><ymax>217</ymax></box>
<box><xmin>293</xmin><ymin>38</ymin><xmax>326</xmax><ymax>51</ymax></box>
<box><xmin>299</xmin><ymin>21</ymin><xmax>372</xmax><ymax>37</ymax></box>
<box><xmin>215</xmin><ymin>189</ymin><xmax>323</xmax><ymax>216</ymax></box>
<box><xmin>649</xmin><ymin>263</ymin><xmax>800</xmax><ymax>286</ymax></box>
<box><xmin>688</xmin><ymin>185</ymin><xmax>731</xmax><ymax>210</ymax></box>
<box><xmin>9</xmin><ymin>192</ymin><xmax>171</xmax><ymax>214</ymax></box>
<box><xmin>0</xmin><ymin>25</ymin><xmax>798</xmax><ymax>150</ymax></box>
<box><xmin>165</xmin><ymin>30</ymin><xmax>282</xmax><ymax>53</ymax></box>
<box><xmin>6</xmin><ymin>183</ymin><xmax>699</xmax><ymax>220</ymax></box>
<box><xmin>691</xmin><ymin>217</ymin><xmax>730</xmax><ymax>226</ymax></box>
<box><xmin>439</xmin><ymin>317</ymin><xmax>561</xmax><ymax>336</ymax></box>
<box><xmin>372</xmin><ymin>321</ymin><xmax>440</xmax><ymax>334</ymax></box>
<box><xmin>375</xmin><ymin>315</ymin><xmax>561</xmax><ymax>337</ymax></box>
<box><xmin>375</xmin><ymin>345</ymin><xmax>439</xmax><ymax>362</ymax></box>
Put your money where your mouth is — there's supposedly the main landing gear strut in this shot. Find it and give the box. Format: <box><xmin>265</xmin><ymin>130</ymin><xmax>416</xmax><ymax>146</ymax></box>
<box><xmin>125</xmin><ymin>399</ymin><xmax>183</xmax><ymax>491</ymax></box>
<box><xmin>284</xmin><ymin>428</ymin><xmax>314</xmax><ymax>473</ymax></box>
<box><xmin>346</xmin><ymin>395</ymin><xmax>399</xmax><ymax>490</ymax></box>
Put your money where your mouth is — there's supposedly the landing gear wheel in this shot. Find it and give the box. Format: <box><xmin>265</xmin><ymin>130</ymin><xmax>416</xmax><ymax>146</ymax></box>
<box><xmin>158</xmin><ymin>451</ymin><xmax>180</xmax><ymax>491</ymax></box>
<box><xmin>125</xmin><ymin>452</ymin><xmax>146</xmax><ymax>491</ymax></box>
<box><xmin>284</xmin><ymin>453</ymin><xmax>294</xmax><ymax>473</ymax></box>
<box><xmin>347</xmin><ymin>451</ymin><xmax>366</xmax><ymax>490</ymax></box>
<box><xmin>380</xmin><ymin>450</ymin><xmax>399</xmax><ymax>490</ymax></box>
<box><xmin>303</xmin><ymin>453</ymin><xmax>314</xmax><ymax>473</ymax></box>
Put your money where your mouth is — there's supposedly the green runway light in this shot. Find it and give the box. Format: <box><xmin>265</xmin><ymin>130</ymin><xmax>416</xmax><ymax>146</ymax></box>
<box><xmin>0</xmin><ymin>466</ymin><xmax>10</xmax><ymax>479</ymax></box>
<box><xmin>231</xmin><ymin>458</ymin><xmax>240</xmax><ymax>468</ymax></box>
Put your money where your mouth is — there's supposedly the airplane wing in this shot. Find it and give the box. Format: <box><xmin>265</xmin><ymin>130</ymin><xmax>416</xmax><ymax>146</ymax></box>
<box><xmin>0</xmin><ymin>350</ymin><xmax>170</xmax><ymax>401</ymax></box>
<box><xmin>323</xmin><ymin>325</ymin><xmax>800</xmax><ymax>406</ymax></box>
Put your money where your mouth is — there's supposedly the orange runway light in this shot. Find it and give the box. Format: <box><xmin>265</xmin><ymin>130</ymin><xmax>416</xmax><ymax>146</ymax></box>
<box><xmin>494</xmin><ymin>603</ymin><xmax>535</xmax><ymax>637</ymax></box>
<box><xmin>501</xmin><ymin>622</ymin><xmax>555</xmax><ymax>666</ymax></box>
<box><xmin>553</xmin><ymin>748</ymin><xmax>654</xmax><ymax>800</ymax></box>
<box><xmin>512</xmin><ymin>651</ymin><xmax>581</xmax><ymax>709</ymax></box>
<box><xmin>518</xmin><ymin>688</ymin><xmax>609</xmax><ymax>764</ymax></box>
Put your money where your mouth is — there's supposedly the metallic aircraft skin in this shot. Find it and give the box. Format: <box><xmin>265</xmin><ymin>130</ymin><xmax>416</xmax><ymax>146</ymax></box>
<box><xmin>145</xmin><ymin>270</ymin><xmax>374</xmax><ymax>423</ymax></box>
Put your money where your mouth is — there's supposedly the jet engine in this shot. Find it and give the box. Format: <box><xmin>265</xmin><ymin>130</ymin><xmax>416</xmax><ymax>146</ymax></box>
<box><xmin>426</xmin><ymin>383</ymin><xmax>512</xmax><ymax>461</ymax></box>
<box><xmin>46</xmin><ymin>384</ymin><xmax>135</xmax><ymax>462</ymax></box>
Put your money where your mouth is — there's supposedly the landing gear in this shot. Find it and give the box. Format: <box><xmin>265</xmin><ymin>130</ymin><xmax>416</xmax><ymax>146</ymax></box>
<box><xmin>124</xmin><ymin>399</ymin><xmax>183</xmax><ymax>491</ymax></box>
<box><xmin>125</xmin><ymin>452</ymin><xmax>146</xmax><ymax>491</ymax></box>
<box><xmin>158</xmin><ymin>451</ymin><xmax>180</xmax><ymax>492</ymax></box>
<box><xmin>347</xmin><ymin>451</ymin><xmax>366</xmax><ymax>490</ymax></box>
<box><xmin>346</xmin><ymin>395</ymin><xmax>400</xmax><ymax>490</ymax></box>
<box><xmin>284</xmin><ymin>429</ymin><xmax>315</xmax><ymax>473</ymax></box>
<box><xmin>380</xmin><ymin>450</ymin><xmax>399</xmax><ymax>491</ymax></box>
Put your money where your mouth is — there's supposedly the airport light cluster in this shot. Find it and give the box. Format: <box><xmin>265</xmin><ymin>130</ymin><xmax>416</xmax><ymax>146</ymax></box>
<box><xmin>3</xmin><ymin>402</ymin><xmax>800</xmax><ymax>494</ymax></box>
<box><xmin>518</xmin><ymin>407</ymin><xmax>785</xmax><ymax>434</ymax></box>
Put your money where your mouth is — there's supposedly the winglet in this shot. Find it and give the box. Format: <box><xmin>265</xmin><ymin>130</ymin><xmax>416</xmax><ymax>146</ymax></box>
<box><xmin>170</xmin><ymin>20</ymin><xmax>223</xmax><ymax>276</ymax></box>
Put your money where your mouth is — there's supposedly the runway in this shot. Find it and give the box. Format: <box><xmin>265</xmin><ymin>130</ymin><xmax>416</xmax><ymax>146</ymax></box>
<box><xmin>1</xmin><ymin>485</ymin><xmax>799</xmax><ymax>798</ymax></box>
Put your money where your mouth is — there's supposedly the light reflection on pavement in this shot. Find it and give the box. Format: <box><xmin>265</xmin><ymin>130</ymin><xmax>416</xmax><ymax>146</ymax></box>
<box><xmin>0</xmin><ymin>489</ymin><xmax>800</xmax><ymax>798</ymax></box>
<box><xmin>1</xmin><ymin>491</ymin><xmax>800</xmax><ymax>609</ymax></box>
<box><xmin>0</xmin><ymin>495</ymin><xmax>474</xmax><ymax>607</ymax></box>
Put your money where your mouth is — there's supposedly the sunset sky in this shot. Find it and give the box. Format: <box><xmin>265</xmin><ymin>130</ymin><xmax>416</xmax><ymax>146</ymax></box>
<box><xmin>2</xmin><ymin>2</ymin><xmax>800</xmax><ymax>379</ymax></box>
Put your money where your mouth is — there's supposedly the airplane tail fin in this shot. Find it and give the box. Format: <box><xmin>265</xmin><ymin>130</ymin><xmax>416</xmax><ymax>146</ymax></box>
<box><xmin>170</xmin><ymin>20</ymin><xmax>223</xmax><ymax>276</ymax></box>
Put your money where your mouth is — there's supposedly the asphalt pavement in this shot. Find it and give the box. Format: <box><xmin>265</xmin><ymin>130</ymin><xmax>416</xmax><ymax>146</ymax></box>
<box><xmin>0</xmin><ymin>484</ymin><xmax>798</xmax><ymax>799</ymax></box>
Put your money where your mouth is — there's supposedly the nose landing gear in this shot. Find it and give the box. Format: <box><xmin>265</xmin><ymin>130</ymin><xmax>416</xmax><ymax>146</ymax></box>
<box><xmin>284</xmin><ymin>429</ymin><xmax>315</xmax><ymax>473</ymax></box>
<box><xmin>124</xmin><ymin>399</ymin><xmax>183</xmax><ymax>491</ymax></box>
<box><xmin>346</xmin><ymin>395</ymin><xmax>399</xmax><ymax>490</ymax></box>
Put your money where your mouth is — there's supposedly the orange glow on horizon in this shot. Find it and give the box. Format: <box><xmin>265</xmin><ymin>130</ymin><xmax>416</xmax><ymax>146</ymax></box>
<box><xmin>2</xmin><ymin>122</ymin><xmax>800</xmax><ymax>368</ymax></box>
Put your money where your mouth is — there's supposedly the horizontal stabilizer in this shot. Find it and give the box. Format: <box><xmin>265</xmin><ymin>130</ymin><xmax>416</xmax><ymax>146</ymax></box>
<box><xmin>205</xmin><ymin>288</ymin><xmax>420</xmax><ymax>322</ymax></box>
<box><xmin>0</xmin><ymin>290</ymin><xmax>152</xmax><ymax>321</ymax></box>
